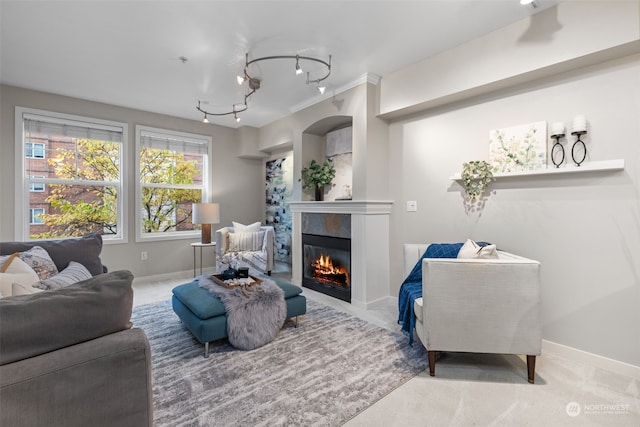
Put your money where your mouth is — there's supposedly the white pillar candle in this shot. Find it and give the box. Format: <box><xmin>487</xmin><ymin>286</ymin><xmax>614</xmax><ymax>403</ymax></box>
<box><xmin>551</xmin><ymin>121</ymin><xmax>565</xmax><ymax>136</ymax></box>
<box><xmin>572</xmin><ymin>115</ymin><xmax>587</xmax><ymax>133</ymax></box>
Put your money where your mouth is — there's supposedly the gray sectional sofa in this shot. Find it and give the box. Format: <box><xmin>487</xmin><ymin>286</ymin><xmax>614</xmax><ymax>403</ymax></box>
<box><xmin>0</xmin><ymin>235</ymin><xmax>153</xmax><ymax>427</ymax></box>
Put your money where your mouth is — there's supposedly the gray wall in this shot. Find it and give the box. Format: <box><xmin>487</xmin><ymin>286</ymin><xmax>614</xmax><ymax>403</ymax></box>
<box><xmin>388</xmin><ymin>54</ymin><xmax>640</xmax><ymax>367</ymax></box>
<box><xmin>0</xmin><ymin>85</ymin><xmax>264</xmax><ymax>277</ymax></box>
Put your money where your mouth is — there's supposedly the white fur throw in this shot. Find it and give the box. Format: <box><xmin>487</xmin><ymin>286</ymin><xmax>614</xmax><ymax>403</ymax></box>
<box><xmin>198</xmin><ymin>275</ymin><xmax>286</xmax><ymax>350</ymax></box>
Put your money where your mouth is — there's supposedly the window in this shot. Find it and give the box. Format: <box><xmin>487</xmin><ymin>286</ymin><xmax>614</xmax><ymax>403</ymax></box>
<box><xmin>136</xmin><ymin>126</ymin><xmax>211</xmax><ymax>241</ymax></box>
<box><xmin>16</xmin><ymin>107</ymin><xmax>126</xmax><ymax>241</ymax></box>
<box><xmin>30</xmin><ymin>208</ymin><xmax>45</xmax><ymax>224</ymax></box>
<box><xmin>26</xmin><ymin>142</ymin><xmax>45</xmax><ymax>159</ymax></box>
<box><xmin>29</xmin><ymin>176</ymin><xmax>45</xmax><ymax>192</ymax></box>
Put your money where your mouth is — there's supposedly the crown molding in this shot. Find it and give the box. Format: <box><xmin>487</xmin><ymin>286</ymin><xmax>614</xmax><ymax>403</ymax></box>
<box><xmin>289</xmin><ymin>73</ymin><xmax>381</xmax><ymax>114</ymax></box>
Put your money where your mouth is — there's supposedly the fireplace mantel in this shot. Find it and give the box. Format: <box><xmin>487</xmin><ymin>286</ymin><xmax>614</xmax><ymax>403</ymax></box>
<box><xmin>289</xmin><ymin>200</ymin><xmax>393</xmax><ymax>215</ymax></box>
<box><xmin>289</xmin><ymin>200</ymin><xmax>393</xmax><ymax>309</ymax></box>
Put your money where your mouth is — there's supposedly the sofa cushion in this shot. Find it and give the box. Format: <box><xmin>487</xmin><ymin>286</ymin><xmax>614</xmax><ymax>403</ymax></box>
<box><xmin>32</xmin><ymin>261</ymin><xmax>93</xmax><ymax>290</ymax></box>
<box><xmin>0</xmin><ymin>270</ymin><xmax>134</xmax><ymax>366</ymax></box>
<box><xmin>0</xmin><ymin>257</ymin><xmax>39</xmax><ymax>297</ymax></box>
<box><xmin>0</xmin><ymin>234</ymin><xmax>104</xmax><ymax>276</ymax></box>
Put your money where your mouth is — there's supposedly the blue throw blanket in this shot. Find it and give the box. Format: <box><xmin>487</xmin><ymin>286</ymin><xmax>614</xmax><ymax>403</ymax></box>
<box><xmin>397</xmin><ymin>243</ymin><xmax>463</xmax><ymax>345</ymax></box>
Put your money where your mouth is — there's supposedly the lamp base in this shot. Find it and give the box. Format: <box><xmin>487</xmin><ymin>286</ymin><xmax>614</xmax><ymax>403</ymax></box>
<box><xmin>201</xmin><ymin>224</ymin><xmax>212</xmax><ymax>244</ymax></box>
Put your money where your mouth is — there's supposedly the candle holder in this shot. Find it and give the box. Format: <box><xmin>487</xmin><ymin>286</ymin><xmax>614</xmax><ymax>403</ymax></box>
<box><xmin>570</xmin><ymin>130</ymin><xmax>587</xmax><ymax>166</ymax></box>
<box><xmin>550</xmin><ymin>133</ymin><xmax>565</xmax><ymax>168</ymax></box>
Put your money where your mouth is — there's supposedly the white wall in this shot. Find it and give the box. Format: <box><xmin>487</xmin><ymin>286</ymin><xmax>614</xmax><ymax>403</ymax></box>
<box><xmin>0</xmin><ymin>85</ymin><xmax>264</xmax><ymax>277</ymax></box>
<box><xmin>388</xmin><ymin>54</ymin><xmax>640</xmax><ymax>367</ymax></box>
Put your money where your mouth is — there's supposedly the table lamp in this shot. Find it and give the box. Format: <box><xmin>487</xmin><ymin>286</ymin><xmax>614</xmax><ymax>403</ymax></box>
<box><xmin>192</xmin><ymin>203</ymin><xmax>220</xmax><ymax>244</ymax></box>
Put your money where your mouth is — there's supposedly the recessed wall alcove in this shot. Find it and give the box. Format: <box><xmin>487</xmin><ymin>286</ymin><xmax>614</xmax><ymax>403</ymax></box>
<box><xmin>301</xmin><ymin>115</ymin><xmax>353</xmax><ymax>201</ymax></box>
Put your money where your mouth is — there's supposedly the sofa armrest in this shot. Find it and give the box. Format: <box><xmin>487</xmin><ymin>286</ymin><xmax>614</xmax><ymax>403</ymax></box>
<box><xmin>0</xmin><ymin>328</ymin><xmax>152</xmax><ymax>427</ymax></box>
<box><xmin>422</xmin><ymin>255</ymin><xmax>541</xmax><ymax>355</ymax></box>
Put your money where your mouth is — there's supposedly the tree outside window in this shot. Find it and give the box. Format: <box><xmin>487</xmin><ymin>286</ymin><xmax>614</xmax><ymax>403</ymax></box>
<box><xmin>136</xmin><ymin>126</ymin><xmax>211</xmax><ymax>241</ymax></box>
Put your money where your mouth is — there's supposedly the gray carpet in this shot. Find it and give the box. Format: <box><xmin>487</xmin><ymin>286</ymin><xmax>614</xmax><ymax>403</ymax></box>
<box><xmin>131</xmin><ymin>299</ymin><xmax>427</xmax><ymax>426</ymax></box>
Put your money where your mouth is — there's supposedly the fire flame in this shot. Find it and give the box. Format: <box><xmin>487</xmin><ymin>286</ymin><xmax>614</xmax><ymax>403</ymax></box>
<box><xmin>311</xmin><ymin>254</ymin><xmax>349</xmax><ymax>286</ymax></box>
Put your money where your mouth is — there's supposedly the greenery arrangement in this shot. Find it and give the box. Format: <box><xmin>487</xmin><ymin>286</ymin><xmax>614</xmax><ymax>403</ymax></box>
<box><xmin>461</xmin><ymin>160</ymin><xmax>494</xmax><ymax>203</ymax></box>
<box><xmin>300</xmin><ymin>159</ymin><xmax>336</xmax><ymax>201</ymax></box>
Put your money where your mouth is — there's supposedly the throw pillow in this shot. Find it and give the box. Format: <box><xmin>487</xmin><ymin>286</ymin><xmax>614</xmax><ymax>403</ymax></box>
<box><xmin>0</xmin><ymin>234</ymin><xmax>104</xmax><ymax>276</ymax></box>
<box><xmin>12</xmin><ymin>282</ymin><xmax>44</xmax><ymax>296</ymax></box>
<box><xmin>232</xmin><ymin>221</ymin><xmax>261</xmax><ymax>233</ymax></box>
<box><xmin>18</xmin><ymin>246</ymin><xmax>59</xmax><ymax>280</ymax></box>
<box><xmin>32</xmin><ymin>261</ymin><xmax>93</xmax><ymax>290</ymax></box>
<box><xmin>228</xmin><ymin>231</ymin><xmax>265</xmax><ymax>252</ymax></box>
<box><xmin>0</xmin><ymin>256</ymin><xmax>40</xmax><ymax>297</ymax></box>
<box><xmin>457</xmin><ymin>239</ymin><xmax>499</xmax><ymax>259</ymax></box>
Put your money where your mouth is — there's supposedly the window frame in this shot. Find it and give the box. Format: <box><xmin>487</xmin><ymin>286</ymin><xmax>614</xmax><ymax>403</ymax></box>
<box><xmin>15</xmin><ymin>107</ymin><xmax>128</xmax><ymax>243</ymax></box>
<box><xmin>29</xmin><ymin>208</ymin><xmax>45</xmax><ymax>225</ymax></box>
<box><xmin>29</xmin><ymin>175</ymin><xmax>46</xmax><ymax>192</ymax></box>
<box><xmin>135</xmin><ymin>125</ymin><xmax>212</xmax><ymax>242</ymax></box>
<box><xmin>25</xmin><ymin>142</ymin><xmax>45</xmax><ymax>159</ymax></box>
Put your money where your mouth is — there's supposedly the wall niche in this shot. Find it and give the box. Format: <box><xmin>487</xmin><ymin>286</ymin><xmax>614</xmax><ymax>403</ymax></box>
<box><xmin>301</xmin><ymin>116</ymin><xmax>353</xmax><ymax>201</ymax></box>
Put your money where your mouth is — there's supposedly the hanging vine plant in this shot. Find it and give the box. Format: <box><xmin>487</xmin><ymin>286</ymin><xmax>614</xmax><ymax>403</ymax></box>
<box><xmin>461</xmin><ymin>160</ymin><xmax>494</xmax><ymax>203</ymax></box>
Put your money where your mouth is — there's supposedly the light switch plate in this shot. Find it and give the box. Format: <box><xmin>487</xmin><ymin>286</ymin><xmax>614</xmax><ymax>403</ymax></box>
<box><xmin>407</xmin><ymin>200</ymin><xmax>417</xmax><ymax>212</ymax></box>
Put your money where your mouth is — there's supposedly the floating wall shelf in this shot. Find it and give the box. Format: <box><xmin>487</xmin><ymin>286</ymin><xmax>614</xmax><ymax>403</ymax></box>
<box><xmin>450</xmin><ymin>159</ymin><xmax>625</xmax><ymax>181</ymax></box>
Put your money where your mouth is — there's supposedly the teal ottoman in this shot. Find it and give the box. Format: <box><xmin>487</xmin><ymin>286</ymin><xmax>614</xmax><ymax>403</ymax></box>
<box><xmin>172</xmin><ymin>277</ymin><xmax>306</xmax><ymax>357</ymax></box>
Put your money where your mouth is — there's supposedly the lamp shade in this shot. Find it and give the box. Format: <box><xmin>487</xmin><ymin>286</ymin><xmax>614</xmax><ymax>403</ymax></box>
<box><xmin>192</xmin><ymin>203</ymin><xmax>220</xmax><ymax>244</ymax></box>
<box><xmin>192</xmin><ymin>203</ymin><xmax>220</xmax><ymax>225</ymax></box>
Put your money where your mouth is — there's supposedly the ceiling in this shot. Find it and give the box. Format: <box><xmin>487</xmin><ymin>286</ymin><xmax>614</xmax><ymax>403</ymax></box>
<box><xmin>1</xmin><ymin>0</ymin><xmax>561</xmax><ymax>129</ymax></box>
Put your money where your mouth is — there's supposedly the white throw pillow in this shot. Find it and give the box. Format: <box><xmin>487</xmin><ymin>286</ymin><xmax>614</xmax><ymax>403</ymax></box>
<box><xmin>12</xmin><ymin>282</ymin><xmax>44</xmax><ymax>296</ymax></box>
<box><xmin>228</xmin><ymin>231</ymin><xmax>265</xmax><ymax>252</ymax></box>
<box><xmin>32</xmin><ymin>261</ymin><xmax>92</xmax><ymax>290</ymax></box>
<box><xmin>457</xmin><ymin>239</ymin><xmax>499</xmax><ymax>259</ymax></box>
<box><xmin>232</xmin><ymin>221</ymin><xmax>262</xmax><ymax>233</ymax></box>
<box><xmin>0</xmin><ymin>256</ymin><xmax>40</xmax><ymax>297</ymax></box>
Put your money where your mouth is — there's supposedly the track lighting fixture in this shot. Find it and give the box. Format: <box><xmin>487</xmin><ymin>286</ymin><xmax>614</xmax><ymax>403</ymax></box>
<box><xmin>196</xmin><ymin>52</ymin><xmax>332</xmax><ymax>123</ymax></box>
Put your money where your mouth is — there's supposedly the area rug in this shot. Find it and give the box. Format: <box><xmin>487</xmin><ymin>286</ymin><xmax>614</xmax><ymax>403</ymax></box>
<box><xmin>131</xmin><ymin>299</ymin><xmax>427</xmax><ymax>426</ymax></box>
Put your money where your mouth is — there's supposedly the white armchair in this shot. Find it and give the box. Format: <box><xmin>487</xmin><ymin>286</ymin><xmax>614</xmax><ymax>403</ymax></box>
<box><xmin>215</xmin><ymin>226</ymin><xmax>275</xmax><ymax>275</ymax></box>
<box><xmin>403</xmin><ymin>244</ymin><xmax>542</xmax><ymax>383</ymax></box>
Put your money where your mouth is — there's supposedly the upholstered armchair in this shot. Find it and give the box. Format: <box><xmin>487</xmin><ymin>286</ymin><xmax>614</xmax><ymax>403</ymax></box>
<box><xmin>403</xmin><ymin>243</ymin><xmax>542</xmax><ymax>383</ymax></box>
<box><xmin>215</xmin><ymin>225</ymin><xmax>275</xmax><ymax>275</ymax></box>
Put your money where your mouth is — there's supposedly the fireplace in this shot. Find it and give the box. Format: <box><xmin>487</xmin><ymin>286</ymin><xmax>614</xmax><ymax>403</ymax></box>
<box><xmin>302</xmin><ymin>233</ymin><xmax>351</xmax><ymax>302</ymax></box>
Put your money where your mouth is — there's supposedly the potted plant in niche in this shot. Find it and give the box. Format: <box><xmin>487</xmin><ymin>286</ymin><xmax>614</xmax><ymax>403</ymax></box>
<box><xmin>461</xmin><ymin>160</ymin><xmax>494</xmax><ymax>203</ymax></box>
<box><xmin>300</xmin><ymin>159</ymin><xmax>336</xmax><ymax>201</ymax></box>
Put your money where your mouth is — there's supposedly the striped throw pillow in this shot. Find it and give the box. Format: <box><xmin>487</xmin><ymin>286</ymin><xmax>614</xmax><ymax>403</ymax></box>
<box><xmin>32</xmin><ymin>261</ymin><xmax>93</xmax><ymax>290</ymax></box>
<box><xmin>228</xmin><ymin>231</ymin><xmax>265</xmax><ymax>252</ymax></box>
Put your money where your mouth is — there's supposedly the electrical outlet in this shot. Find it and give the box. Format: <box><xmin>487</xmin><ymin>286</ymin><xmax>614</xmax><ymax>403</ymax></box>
<box><xmin>406</xmin><ymin>200</ymin><xmax>418</xmax><ymax>212</ymax></box>
<box><xmin>141</xmin><ymin>251</ymin><xmax>148</xmax><ymax>261</ymax></box>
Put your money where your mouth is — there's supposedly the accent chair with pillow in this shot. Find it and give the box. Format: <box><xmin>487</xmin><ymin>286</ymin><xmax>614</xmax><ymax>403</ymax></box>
<box><xmin>400</xmin><ymin>240</ymin><xmax>542</xmax><ymax>383</ymax></box>
<box><xmin>215</xmin><ymin>222</ymin><xmax>276</xmax><ymax>275</ymax></box>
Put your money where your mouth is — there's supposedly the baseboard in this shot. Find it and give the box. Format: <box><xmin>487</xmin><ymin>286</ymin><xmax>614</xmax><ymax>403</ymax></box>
<box><xmin>542</xmin><ymin>340</ymin><xmax>640</xmax><ymax>380</ymax></box>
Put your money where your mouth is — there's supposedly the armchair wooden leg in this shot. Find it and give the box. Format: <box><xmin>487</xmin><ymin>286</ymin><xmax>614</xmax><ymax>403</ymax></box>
<box><xmin>428</xmin><ymin>351</ymin><xmax>436</xmax><ymax>376</ymax></box>
<box><xmin>526</xmin><ymin>355</ymin><xmax>536</xmax><ymax>384</ymax></box>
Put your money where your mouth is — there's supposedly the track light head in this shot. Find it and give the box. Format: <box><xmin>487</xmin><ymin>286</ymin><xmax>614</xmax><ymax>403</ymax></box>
<box><xmin>295</xmin><ymin>55</ymin><xmax>302</xmax><ymax>75</ymax></box>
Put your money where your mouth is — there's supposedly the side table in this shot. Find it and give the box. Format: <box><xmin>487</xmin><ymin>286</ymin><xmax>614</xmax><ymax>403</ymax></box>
<box><xmin>191</xmin><ymin>242</ymin><xmax>216</xmax><ymax>277</ymax></box>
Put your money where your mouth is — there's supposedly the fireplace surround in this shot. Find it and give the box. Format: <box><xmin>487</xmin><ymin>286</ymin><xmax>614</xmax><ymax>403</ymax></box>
<box><xmin>289</xmin><ymin>201</ymin><xmax>393</xmax><ymax>308</ymax></box>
